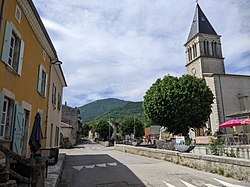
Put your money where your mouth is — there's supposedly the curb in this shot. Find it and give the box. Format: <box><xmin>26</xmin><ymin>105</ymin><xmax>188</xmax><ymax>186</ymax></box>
<box><xmin>45</xmin><ymin>153</ymin><xmax>66</xmax><ymax>187</ymax></box>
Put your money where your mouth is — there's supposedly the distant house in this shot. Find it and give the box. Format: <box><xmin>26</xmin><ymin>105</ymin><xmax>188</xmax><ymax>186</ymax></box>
<box><xmin>61</xmin><ymin>103</ymin><xmax>81</xmax><ymax>145</ymax></box>
<box><xmin>60</xmin><ymin>122</ymin><xmax>74</xmax><ymax>146</ymax></box>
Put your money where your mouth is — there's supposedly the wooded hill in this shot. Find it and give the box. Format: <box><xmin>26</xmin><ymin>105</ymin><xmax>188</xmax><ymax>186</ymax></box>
<box><xmin>78</xmin><ymin>98</ymin><xmax>144</xmax><ymax>123</ymax></box>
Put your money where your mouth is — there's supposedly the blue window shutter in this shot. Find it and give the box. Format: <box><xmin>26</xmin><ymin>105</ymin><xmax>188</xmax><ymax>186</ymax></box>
<box><xmin>12</xmin><ymin>103</ymin><xmax>24</xmax><ymax>155</ymax></box>
<box><xmin>0</xmin><ymin>93</ymin><xmax>4</xmax><ymax>126</ymax></box>
<box><xmin>37</xmin><ymin>64</ymin><xmax>42</xmax><ymax>93</ymax></box>
<box><xmin>1</xmin><ymin>21</ymin><xmax>12</xmax><ymax>64</ymax></box>
<box><xmin>17</xmin><ymin>40</ymin><xmax>25</xmax><ymax>76</ymax></box>
<box><xmin>44</xmin><ymin>72</ymin><xmax>48</xmax><ymax>97</ymax></box>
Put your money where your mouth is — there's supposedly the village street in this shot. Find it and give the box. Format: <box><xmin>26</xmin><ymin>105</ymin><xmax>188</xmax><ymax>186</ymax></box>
<box><xmin>58</xmin><ymin>142</ymin><xmax>250</xmax><ymax>187</ymax></box>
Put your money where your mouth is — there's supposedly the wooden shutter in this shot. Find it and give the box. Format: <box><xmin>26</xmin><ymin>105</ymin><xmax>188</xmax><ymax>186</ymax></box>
<box><xmin>1</xmin><ymin>21</ymin><xmax>12</xmax><ymax>64</ymax></box>
<box><xmin>17</xmin><ymin>39</ymin><xmax>25</xmax><ymax>76</ymax></box>
<box><xmin>12</xmin><ymin>103</ymin><xmax>24</xmax><ymax>155</ymax></box>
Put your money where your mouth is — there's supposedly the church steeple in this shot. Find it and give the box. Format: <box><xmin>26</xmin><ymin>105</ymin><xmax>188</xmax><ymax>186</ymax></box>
<box><xmin>187</xmin><ymin>4</ymin><xmax>218</xmax><ymax>42</ymax></box>
<box><xmin>184</xmin><ymin>3</ymin><xmax>225</xmax><ymax>78</ymax></box>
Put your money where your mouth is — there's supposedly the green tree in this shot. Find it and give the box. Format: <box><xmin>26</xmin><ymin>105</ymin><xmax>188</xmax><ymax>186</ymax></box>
<box><xmin>94</xmin><ymin>119</ymin><xmax>113</xmax><ymax>141</ymax></box>
<box><xmin>143</xmin><ymin>74</ymin><xmax>213</xmax><ymax>136</ymax></box>
<box><xmin>119</xmin><ymin>116</ymin><xmax>144</xmax><ymax>138</ymax></box>
<box><xmin>80</xmin><ymin>123</ymin><xmax>91</xmax><ymax>137</ymax></box>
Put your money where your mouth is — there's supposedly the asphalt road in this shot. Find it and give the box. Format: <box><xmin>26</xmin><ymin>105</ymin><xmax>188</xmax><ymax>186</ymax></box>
<box><xmin>59</xmin><ymin>142</ymin><xmax>250</xmax><ymax>187</ymax></box>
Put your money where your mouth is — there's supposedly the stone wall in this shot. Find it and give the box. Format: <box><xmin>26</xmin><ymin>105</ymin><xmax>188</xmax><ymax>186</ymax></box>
<box><xmin>61</xmin><ymin>105</ymin><xmax>80</xmax><ymax>145</ymax></box>
<box><xmin>114</xmin><ymin>144</ymin><xmax>250</xmax><ymax>182</ymax></box>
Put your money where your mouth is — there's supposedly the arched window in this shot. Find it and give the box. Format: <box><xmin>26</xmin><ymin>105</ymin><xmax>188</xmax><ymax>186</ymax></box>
<box><xmin>203</xmin><ymin>40</ymin><xmax>210</xmax><ymax>55</ymax></box>
<box><xmin>211</xmin><ymin>41</ymin><xmax>217</xmax><ymax>56</ymax></box>
<box><xmin>193</xmin><ymin>43</ymin><xmax>197</xmax><ymax>58</ymax></box>
<box><xmin>188</xmin><ymin>47</ymin><xmax>192</xmax><ymax>61</ymax></box>
<box><xmin>206</xmin><ymin>41</ymin><xmax>209</xmax><ymax>55</ymax></box>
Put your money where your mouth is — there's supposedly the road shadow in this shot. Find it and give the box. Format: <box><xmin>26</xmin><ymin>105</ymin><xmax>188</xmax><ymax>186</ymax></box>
<box><xmin>59</xmin><ymin>154</ymin><xmax>146</xmax><ymax>187</ymax></box>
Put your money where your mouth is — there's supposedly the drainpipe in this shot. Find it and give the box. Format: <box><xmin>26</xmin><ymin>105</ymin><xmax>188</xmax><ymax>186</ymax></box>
<box><xmin>0</xmin><ymin>0</ymin><xmax>6</xmax><ymax>34</ymax></box>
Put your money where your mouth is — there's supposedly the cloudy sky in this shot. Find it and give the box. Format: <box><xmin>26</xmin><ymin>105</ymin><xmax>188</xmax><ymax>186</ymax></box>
<box><xmin>32</xmin><ymin>0</ymin><xmax>250</xmax><ymax>107</ymax></box>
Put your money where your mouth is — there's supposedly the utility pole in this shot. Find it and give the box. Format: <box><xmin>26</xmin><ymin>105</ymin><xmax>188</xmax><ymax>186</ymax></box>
<box><xmin>133</xmin><ymin>115</ymin><xmax>135</xmax><ymax>137</ymax></box>
<box><xmin>108</xmin><ymin>116</ymin><xmax>111</xmax><ymax>141</ymax></box>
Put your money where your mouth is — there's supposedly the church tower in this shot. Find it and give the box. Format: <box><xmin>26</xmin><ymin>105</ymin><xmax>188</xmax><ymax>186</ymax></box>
<box><xmin>184</xmin><ymin>4</ymin><xmax>225</xmax><ymax>78</ymax></box>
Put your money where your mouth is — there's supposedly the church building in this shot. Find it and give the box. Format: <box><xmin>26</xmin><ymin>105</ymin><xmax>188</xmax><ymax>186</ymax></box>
<box><xmin>184</xmin><ymin>4</ymin><xmax>250</xmax><ymax>135</ymax></box>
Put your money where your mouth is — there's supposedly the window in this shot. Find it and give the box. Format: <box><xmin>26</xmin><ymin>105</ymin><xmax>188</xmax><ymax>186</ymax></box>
<box><xmin>1</xmin><ymin>21</ymin><xmax>24</xmax><ymax>75</ymax></box>
<box><xmin>203</xmin><ymin>40</ymin><xmax>210</xmax><ymax>55</ymax></box>
<box><xmin>188</xmin><ymin>47</ymin><xmax>192</xmax><ymax>61</ymax></box>
<box><xmin>43</xmin><ymin>50</ymin><xmax>46</xmax><ymax>61</ymax></box>
<box><xmin>55</xmin><ymin>126</ymin><xmax>59</xmax><ymax>146</ymax></box>
<box><xmin>52</xmin><ymin>84</ymin><xmax>57</xmax><ymax>108</ymax></box>
<box><xmin>50</xmin><ymin>124</ymin><xmax>53</xmax><ymax>147</ymax></box>
<box><xmin>15</xmin><ymin>6</ymin><xmax>21</xmax><ymax>22</ymax></box>
<box><xmin>0</xmin><ymin>97</ymin><xmax>14</xmax><ymax>139</ymax></box>
<box><xmin>192</xmin><ymin>43</ymin><xmax>197</xmax><ymax>58</ymax></box>
<box><xmin>57</xmin><ymin>93</ymin><xmax>61</xmax><ymax>111</ymax></box>
<box><xmin>38</xmin><ymin>64</ymin><xmax>48</xmax><ymax>97</ymax></box>
<box><xmin>211</xmin><ymin>41</ymin><xmax>217</xmax><ymax>57</ymax></box>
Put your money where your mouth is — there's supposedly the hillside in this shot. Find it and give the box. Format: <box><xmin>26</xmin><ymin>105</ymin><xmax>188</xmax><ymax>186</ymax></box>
<box><xmin>78</xmin><ymin>98</ymin><xmax>144</xmax><ymax>123</ymax></box>
<box><xmin>96</xmin><ymin>101</ymin><xmax>144</xmax><ymax>122</ymax></box>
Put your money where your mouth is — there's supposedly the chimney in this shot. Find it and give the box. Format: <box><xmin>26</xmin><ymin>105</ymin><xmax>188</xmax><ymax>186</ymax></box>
<box><xmin>65</xmin><ymin>101</ymin><xmax>67</xmax><ymax>106</ymax></box>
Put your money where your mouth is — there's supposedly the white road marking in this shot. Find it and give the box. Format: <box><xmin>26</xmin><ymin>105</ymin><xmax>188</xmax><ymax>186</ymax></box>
<box><xmin>180</xmin><ymin>180</ymin><xmax>197</xmax><ymax>187</ymax></box>
<box><xmin>204</xmin><ymin>184</ymin><xmax>219</xmax><ymax>187</ymax></box>
<box><xmin>96</xmin><ymin>163</ymin><xmax>106</xmax><ymax>167</ymax></box>
<box><xmin>162</xmin><ymin>178</ymin><xmax>246</xmax><ymax>187</ymax></box>
<box><xmin>163</xmin><ymin>181</ymin><xmax>176</xmax><ymax>187</ymax></box>
<box><xmin>72</xmin><ymin>166</ymin><xmax>83</xmax><ymax>170</ymax></box>
<box><xmin>212</xmin><ymin>178</ymin><xmax>245</xmax><ymax>187</ymax></box>
<box><xmin>107</xmin><ymin>162</ymin><xmax>117</xmax><ymax>166</ymax></box>
<box><xmin>84</xmin><ymin>165</ymin><xmax>95</xmax><ymax>169</ymax></box>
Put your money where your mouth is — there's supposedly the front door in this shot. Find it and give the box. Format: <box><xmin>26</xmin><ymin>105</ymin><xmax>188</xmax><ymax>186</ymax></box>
<box><xmin>22</xmin><ymin>109</ymin><xmax>30</xmax><ymax>157</ymax></box>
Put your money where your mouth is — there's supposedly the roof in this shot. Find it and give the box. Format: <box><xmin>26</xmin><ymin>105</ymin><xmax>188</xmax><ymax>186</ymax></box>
<box><xmin>226</xmin><ymin>110</ymin><xmax>250</xmax><ymax>118</ymax></box>
<box><xmin>187</xmin><ymin>3</ymin><xmax>217</xmax><ymax>42</ymax></box>
<box><xmin>61</xmin><ymin>122</ymin><xmax>74</xmax><ymax>129</ymax></box>
<box><xmin>27</xmin><ymin>0</ymin><xmax>57</xmax><ymax>57</ymax></box>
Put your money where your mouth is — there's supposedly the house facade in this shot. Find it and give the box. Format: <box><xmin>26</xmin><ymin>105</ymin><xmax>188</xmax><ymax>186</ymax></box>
<box><xmin>46</xmin><ymin>64</ymin><xmax>67</xmax><ymax>149</ymax></box>
<box><xmin>0</xmin><ymin>0</ymin><xmax>66</xmax><ymax>157</ymax></box>
<box><xmin>61</xmin><ymin>104</ymin><xmax>81</xmax><ymax>145</ymax></box>
<box><xmin>185</xmin><ymin>4</ymin><xmax>250</xmax><ymax>134</ymax></box>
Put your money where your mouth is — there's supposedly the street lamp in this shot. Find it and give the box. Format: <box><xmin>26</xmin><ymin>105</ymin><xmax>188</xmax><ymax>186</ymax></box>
<box><xmin>51</xmin><ymin>59</ymin><xmax>63</xmax><ymax>65</ymax></box>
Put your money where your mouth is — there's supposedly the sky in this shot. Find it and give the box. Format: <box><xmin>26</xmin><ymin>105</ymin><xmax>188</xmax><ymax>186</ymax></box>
<box><xmin>32</xmin><ymin>0</ymin><xmax>250</xmax><ymax>107</ymax></box>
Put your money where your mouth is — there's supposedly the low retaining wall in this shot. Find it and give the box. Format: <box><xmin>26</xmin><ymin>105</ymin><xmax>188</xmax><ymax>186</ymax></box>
<box><xmin>114</xmin><ymin>144</ymin><xmax>250</xmax><ymax>182</ymax></box>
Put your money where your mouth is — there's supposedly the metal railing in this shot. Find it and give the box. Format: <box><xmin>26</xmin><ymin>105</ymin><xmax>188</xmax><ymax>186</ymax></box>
<box><xmin>0</xmin><ymin>144</ymin><xmax>45</xmax><ymax>186</ymax></box>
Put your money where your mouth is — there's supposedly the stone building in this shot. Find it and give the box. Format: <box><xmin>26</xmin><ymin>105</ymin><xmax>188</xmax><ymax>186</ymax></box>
<box><xmin>61</xmin><ymin>103</ymin><xmax>81</xmax><ymax>145</ymax></box>
<box><xmin>185</xmin><ymin>4</ymin><xmax>250</xmax><ymax>135</ymax></box>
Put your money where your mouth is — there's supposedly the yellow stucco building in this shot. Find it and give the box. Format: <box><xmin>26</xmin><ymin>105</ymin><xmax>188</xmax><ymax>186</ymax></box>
<box><xmin>0</xmin><ymin>0</ymin><xmax>66</xmax><ymax>158</ymax></box>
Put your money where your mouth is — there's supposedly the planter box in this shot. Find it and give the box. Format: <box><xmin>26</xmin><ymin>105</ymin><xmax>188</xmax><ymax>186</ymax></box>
<box><xmin>174</xmin><ymin>145</ymin><xmax>195</xmax><ymax>153</ymax></box>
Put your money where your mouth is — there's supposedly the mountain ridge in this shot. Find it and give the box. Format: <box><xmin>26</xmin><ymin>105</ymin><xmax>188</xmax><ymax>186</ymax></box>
<box><xmin>78</xmin><ymin>98</ymin><xmax>144</xmax><ymax>123</ymax></box>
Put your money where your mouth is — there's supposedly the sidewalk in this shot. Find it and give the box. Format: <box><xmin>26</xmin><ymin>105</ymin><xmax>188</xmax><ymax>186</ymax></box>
<box><xmin>45</xmin><ymin>153</ymin><xmax>66</xmax><ymax>187</ymax></box>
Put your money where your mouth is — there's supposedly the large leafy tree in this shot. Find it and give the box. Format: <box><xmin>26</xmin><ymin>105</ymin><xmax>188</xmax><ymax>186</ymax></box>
<box><xmin>143</xmin><ymin>74</ymin><xmax>214</xmax><ymax>136</ymax></box>
<box><xmin>80</xmin><ymin>123</ymin><xmax>91</xmax><ymax>137</ymax></box>
<box><xmin>119</xmin><ymin>117</ymin><xmax>144</xmax><ymax>138</ymax></box>
<box><xmin>94</xmin><ymin>119</ymin><xmax>113</xmax><ymax>141</ymax></box>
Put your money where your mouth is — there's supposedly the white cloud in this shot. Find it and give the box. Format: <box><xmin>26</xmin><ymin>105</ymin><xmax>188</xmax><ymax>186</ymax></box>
<box><xmin>33</xmin><ymin>0</ymin><xmax>250</xmax><ymax>107</ymax></box>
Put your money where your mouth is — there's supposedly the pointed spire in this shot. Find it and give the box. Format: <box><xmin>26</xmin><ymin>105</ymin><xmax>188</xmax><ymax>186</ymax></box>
<box><xmin>187</xmin><ymin>3</ymin><xmax>217</xmax><ymax>42</ymax></box>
